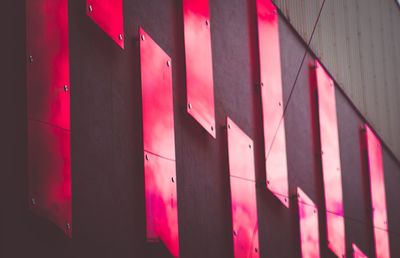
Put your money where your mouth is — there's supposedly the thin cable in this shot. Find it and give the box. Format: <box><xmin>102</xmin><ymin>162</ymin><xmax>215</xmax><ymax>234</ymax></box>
<box><xmin>265</xmin><ymin>0</ymin><xmax>326</xmax><ymax>162</ymax></box>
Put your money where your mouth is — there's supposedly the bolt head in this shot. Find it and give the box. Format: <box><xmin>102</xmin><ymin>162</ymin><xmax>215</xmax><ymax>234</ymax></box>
<box><xmin>167</xmin><ymin>60</ymin><xmax>171</xmax><ymax>67</ymax></box>
<box><xmin>141</xmin><ymin>35</ymin><xmax>145</xmax><ymax>41</ymax></box>
<box><xmin>145</xmin><ymin>154</ymin><xmax>149</xmax><ymax>161</ymax></box>
<box><xmin>187</xmin><ymin>103</ymin><xmax>192</xmax><ymax>110</ymax></box>
<box><xmin>63</xmin><ymin>85</ymin><xmax>69</xmax><ymax>92</ymax></box>
<box><xmin>88</xmin><ymin>5</ymin><xmax>93</xmax><ymax>12</ymax></box>
<box><xmin>118</xmin><ymin>34</ymin><xmax>123</xmax><ymax>40</ymax></box>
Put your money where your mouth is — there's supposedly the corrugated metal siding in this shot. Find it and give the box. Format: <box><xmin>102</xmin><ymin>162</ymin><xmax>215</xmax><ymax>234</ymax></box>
<box><xmin>273</xmin><ymin>0</ymin><xmax>400</xmax><ymax>160</ymax></box>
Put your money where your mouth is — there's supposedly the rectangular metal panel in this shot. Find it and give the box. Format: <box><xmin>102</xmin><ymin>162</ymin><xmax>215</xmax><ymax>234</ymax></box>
<box><xmin>140</xmin><ymin>28</ymin><xmax>179</xmax><ymax>257</ymax></box>
<box><xmin>255</xmin><ymin>0</ymin><xmax>289</xmax><ymax>207</ymax></box>
<box><xmin>139</xmin><ymin>28</ymin><xmax>175</xmax><ymax>161</ymax></box>
<box><xmin>26</xmin><ymin>0</ymin><xmax>70</xmax><ymax>130</ymax></box>
<box><xmin>227</xmin><ymin>117</ymin><xmax>259</xmax><ymax>258</ymax></box>
<box><xmin>26</xmin><ymin>0</ymin><xmax>72</xmax><ymax>238</ymax></box>
<box><xmin>144</xmin><ymin>152</ymin><xmax>179</xmax><ymax>258</ymax></box>
<box><xmin>373</xmin><ymin>228</ymin><xmax>390</xmax><ymax>258</ymax></box>
<box><xmin>363</xmin><ymin>125</ymin><xmax>390</xmax><ymax>258</ymax></box>
<box><xmin>311</xmin><ymin>61</ymin><xmax>345</xmax><ymax>257</ymax></box>
<box><xmin>297</xmin><ymin>188</ymin><xmax>320</xmax><ymax>258</ymax></box>
<box><xmin>183</xmin><ymin>0</ymin><xmax>216</xmax><ymax>138</ymax></box>
<box><xmin>87</xmin><ymin>0</ymin><xmax>124</xmax><ymax>49</ymax></box>
<box><xmin>352</xmin><ymin>243</ymin><xmax>367</xmax><ymax>258</ymax></box>
<box><xmin>28</xmin><ymin>120</ymin><xmax>71</xmax><ymax>237</ymax></box>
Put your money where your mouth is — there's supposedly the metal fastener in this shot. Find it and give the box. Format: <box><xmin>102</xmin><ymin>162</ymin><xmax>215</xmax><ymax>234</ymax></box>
<box><xmin>255</xmin><ymin>248</ymin><xmax>258</xmax><ymax>253</ymax></box>
<box><xmin>205</xmin><ymin>20</ymin><xmax>209</xmax><ymax>26</ymax></box>
<box><xmin>29</xmin><ymin>55</ymin><xmax>34</xmax><ymax>63</ymax></box>
<box><xmin>145</xmin><ymin>154</ymin><xmax>149</xmax><ymax>161</ymax></box>
<box><xmin>211</xmin><ymin>126</ymin><xmax>214</xmax><ymax>131</ymax></box>
<box><xmin>66</xmin><ymin>222</ymin><xmax>71</xmax><ymax>230</ymax></box>
<box><xmin>249</xmin><ymin>144</ymin><xmax>252</xmax><ymax>149</ymax></box>
<box><xmin>63</xmin><ymin>85</ymin><xmax>69</xmax><ymax>92</ymax></box>
<box><xmin>31</xmin><ymin>198</ymin><xmax>36</xmax><ymax>205</ymax></box>
<box><xmin>227</xmin><ymin>124</ymin><xmax>231</xmax><ymax>129</ymax></box>
<box><xmin>118</xmin><ymin>34</ymin><xmax>123</xmax><ymax>41</ymax></box>
<box><xmin>141</xmin><ymin>35</ymin><xmax>145</xmax><ymax>41</ymax></box>
<box><xmin>171</xmin><ymin>177</ymin><xmax>175</xmax><ymax>183</ymax></box>
<box><xmin>88</xmin><ymin>5</ymin><xmax>93</xmax><ymax>12</ymax></box>
<box><xmin>167</xmin><ymin>60</ymin><xmax>171</xmax><ymax>67</ymax></box>
<box><xmin>188</xmin><ymin>103</ymin><xmax>192</xmax><ymax>110</ymax></box>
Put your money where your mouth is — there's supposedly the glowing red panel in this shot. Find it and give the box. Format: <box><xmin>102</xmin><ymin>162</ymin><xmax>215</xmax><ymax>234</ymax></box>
<box><xmin>183</xmin><ymin>0</ymin><xmax>216</xmax><ymax>138</ymax></box>
<box><xmin>28</xmin><ymin>120</ymin><xmax>72</xmax><ymax>237</ymax></box>
<box><xmin>364</xmin><ymin>125</ymin><xmax>390</xmax><ymax>258</ymax></box>
<box><xmin>227</xmin><ymin>117</ymin><xmax>259</xmax><ymax>258</ymax></box>
<box><xmin>26</xmin><ymin>0</ymin><xmax>70</xmax><ymax>130</ymax></box>
<box><xmin>311</xmin><ymin>61</ymin><xmax>345</xmax><ymax>257</ymax></box>
<box><xmin>297</xmin><ymin>188</ymin><xmax>320</xmax><ymax>258</ymax></box>
<box><xmin>144</xmin><ymin>152</ymin><xmax>179</xmax><ymax>257</ymax></box>
<box><xmin>352</xmin><ymin>244</ymin><xmax>367</xmax><ymax>258</ymax></box>
<box><xmin>139</xmin><ymin>28</ymin><xmax>175</xmax><ymax>161</ymax></box>
<box><xmin>140</xmin><ymin>28</ymin><xmax>179</xmax><ymax>257</ymax></box>
<box><xmin>255</xmin><ymin>0</ymin><xmax>289</xmax><ymax>207</ymax></box>
<box><xmin>87</xmin><ymin>0</ymin><xmax>124</xmax><ymax>49</ymax></box>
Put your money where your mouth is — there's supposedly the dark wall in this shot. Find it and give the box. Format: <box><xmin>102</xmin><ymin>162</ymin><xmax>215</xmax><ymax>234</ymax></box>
<box><xmin>1</xmin><ymin>0</ymin><xmax>400</xmax><ymax>257</ymax></box>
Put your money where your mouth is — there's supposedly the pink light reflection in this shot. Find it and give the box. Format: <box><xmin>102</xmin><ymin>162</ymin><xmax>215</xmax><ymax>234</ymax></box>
<box><xmin>183</xmin><ymin>0</ymin><xmax>216</xmax><ymax>138</ymax></box>
<box><xmin>26</xmin><ymin>0</ymin><xmax>70</xmax><ymax>130</ymax></box>
<box><xmin>227</xmin><ymin>117</ymin><xmax>259</xmax><ymax>258</ymax></box>
<box><xmin>352</xmin><ymin>243</ymin><xmax>368</xmax><ymax>258</ymax></box>
<box><xmin>144</xmin><ymin>152</ymin><xmax>179</xmax><ymax>257</ymax></box>
<box><xmin>87</xmin><ymin>0</ymin><xmax>124</xmax><ymax>48</ymax></box>
<box><xmin>28</xmin><ymin>120</ymin><xmax>72</xmax><ymax>237</ymax></box>
<box><xmin>297</xmin><ymin>188</ymin><xmax>320</xmax><ymax>258</ymax></box>
<box><xmin>312</xmin><ymin>61</ymin><xmax>345</xmax><ymax>257</ymax></box>
<box><xmin>364</xmin><ymin>125</ymin><xmax>390</xmax><ymax>258</ymax></box>
<box><xmin>140</xmin><ymin>28</ymin><xmax>179</xmax><ymax>257</ymax></box>
<box><xmin>255</xmin><ymin>0</ymin><xmax>289</xmax><ymax>207</ymax></box>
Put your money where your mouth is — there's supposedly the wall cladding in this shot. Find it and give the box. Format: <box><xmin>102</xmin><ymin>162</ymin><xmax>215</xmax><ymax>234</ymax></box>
<box><xmin>273</xmin><ymin>0</ymin><xmax>400</xmax><ymax>160</ymax></box>
<box><xmin>1</xmin><ymin>0</ymin><xmax>400</xmax><ymax>258</ymax></box>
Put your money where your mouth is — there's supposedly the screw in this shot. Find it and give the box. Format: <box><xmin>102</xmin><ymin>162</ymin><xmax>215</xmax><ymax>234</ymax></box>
<box><xmin>31</xmin><ymin>198</ymin><xmax>36</xmax><ymax>205</ymax></box>
<box><xmin>211</xmin><ymin>126</ymin><xmax>214</xmax><ymax>131</ymax></box>
<box><xmin>141</xmin><ymin>35</ymin><xmax>145</xmax><ymax>41</ymax></box>
<box><xmin>233</xmin><ymin>230</ymin><xmax>237</xmax><ymax>236</ymax></box>
<box><xmin>145</xmin><ymin>154</ymin><xmax>149</xmax><ymax>161</ymax></box>
<box><xmin>88</xmin><ymin>4</ymin><xmax>93</xmax><ymax>12</ymax></box>
<box><xmin>249</xmin><ymin>144</ymin><xmax>252</xmax><ymax>149</ymax></box>
<box><xmin>205</xmin><ymin>20</ymin><xmax>209</xmax><ymax>26</ymax></box>
<box><xmin>29</xmin><ymin>55</ymin><xmax>34</xmax><ymax>63</ymax></box>
<box><xmin>167</xmin><ymin>60</ymin><xmax>171</xmax><ymax>67</ymax></box>
<box><xmin>66</xmin><ymin>222</ymin><xmax>71</xmax><ymax>230</ymax></box>
<box><xmin>260</xmin><ymin>82</ymin><xmax>264</xmax><ymax>87</ymax></box>
<box><xmin>63</xmin><ymin>85</ymin><xmax>69</xmax><ymax>92</ymax></box>
<box><xmin>118</xmin><ymin>34</ymin><xmax>123</xmax><ymax>41</ymax></box>
<box><xmin>171</xmin><ymin>177</ymin><xmax>175</xmax><ymax>183</ymax></box>
<box><xmin>267</xmin><ymin>180</ymin><xmax>270</xmax><ymax>185</ymax></box>
<box><xmin>188</xmin><ymin>103</ymin><xmax>192</xmax><ymax>110</ymax></box>
<box><xmin>227</xmin><ymin>124</ymin><xmax>231</xmax><ymax>129</ymax></box>
<box><xmin>284</xmin><ymin>197</ymin><xmax>288</xmax><ymax>202</ymax></box>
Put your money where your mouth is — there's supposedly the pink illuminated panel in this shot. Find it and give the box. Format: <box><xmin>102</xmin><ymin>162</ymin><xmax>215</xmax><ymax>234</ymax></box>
<box><xmin>311</xmin><ymin>61</ymin><xmax>345</xmax><ymax>257</ymax></box>
<box><xmin>87</xmin><ymin>0</ymin><xmax>124</xmax><ymax>49</ymax></box>
<box><xmin>28</xmin><ymin>120</ymin><xmax>72</xmax><ymax>237</ymax></box>
<box><xmin>139</xmin><ymin>28</ymin><xmax>175</xmax><ymax>161</ymax></box>
<box><xmin>140</xmin><ymin>28</ymin><xmax>179</xmax><ymax>257</ymax></box>
<box><xmin>144</xmin><ymin>152</ymin><xmax>179</xmax><ymax>257</ymax></box>
<box><xmin>364</xmin><ymin>125</ymin><xmax>390</xmax><ymax>258</ymax></box>
<box><xmin>183</xmin><ymin>0</ymin><xmax>216</xmax><ymax>138</ymax></box>
<box><xmin>352</xmin><ymin>244</ymin><xmax>367</xmax><ymax>258</ymax></box>
<box><xmin>297</xmin><ymin>188</ymin><xmax>320</xmax><ymax>258</ymax></box>
<box><xmin>26</xmin><ymin>0</ymin><xmax>72</xmax><ymax>237</ymax></box>
<box><xmin>227</xmin><ymin>118</ymin><xmax>259</xmax><ymax>258</ymax></box>
<box><xmin>26</xmin><ymin>0</ymin><xmax>70</xmax><ymax>130</ymax></box>
<box><xmin>256</xmin><ymin>0</ymin><xmax>289</xmax><ymax>207</ymax></box>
